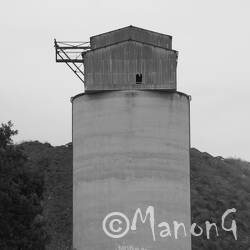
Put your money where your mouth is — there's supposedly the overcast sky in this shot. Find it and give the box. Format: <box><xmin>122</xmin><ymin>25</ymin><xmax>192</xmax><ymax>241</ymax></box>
<box><xmin>1</xmin><ymin>0</ymin><xmax>249</xmax><ymax>160</ymax></box>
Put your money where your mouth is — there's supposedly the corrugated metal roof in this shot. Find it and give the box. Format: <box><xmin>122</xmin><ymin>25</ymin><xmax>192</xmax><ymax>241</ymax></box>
<box><xmin>90</xmin><ymin>25</ymin><xmax>172</xmax><ymax>50</ymax></box>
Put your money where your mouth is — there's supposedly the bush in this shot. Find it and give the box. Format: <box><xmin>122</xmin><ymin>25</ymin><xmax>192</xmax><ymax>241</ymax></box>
<box><xmin>0</xmin><ymin>121</ymin><xmax>48</xmax><ymax>250</ymax></box>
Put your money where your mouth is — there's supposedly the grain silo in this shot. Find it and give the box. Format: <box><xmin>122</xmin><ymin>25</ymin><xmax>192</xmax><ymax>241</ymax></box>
<box><xmin>56</xmin><ymin>25</ymin><xmax>191</xmax><ymax>250</ymax></box>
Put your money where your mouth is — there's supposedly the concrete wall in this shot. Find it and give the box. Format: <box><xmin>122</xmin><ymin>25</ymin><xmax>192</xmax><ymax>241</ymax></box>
<box><xmin>90</xmin><ymin>26</ymin><xmax>172</xmax><ymax>50</ymax></box>
<box><xmin>84</xmin><ymin>41</ymin><xmax>177</xmax><ymax>92</ymax></box>
<box><xmin>73</xmin><ymin>90</ymin><xmax>191</xmax><ymax>250</ymax></box>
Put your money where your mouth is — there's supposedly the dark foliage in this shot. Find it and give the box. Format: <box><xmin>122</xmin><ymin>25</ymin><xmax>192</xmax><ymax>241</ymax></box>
<box><xmin>0</xmin><ymin>122</ymin><xmax>48</xmax><ymax>250</ymax></box>
<box><xmin>23</xmin><ymin>142</ymin><xmax>250</xmax><ymax>250</ymax></box>
<box><xmin>190</xmin><ymin>148</ymin><xmax>250</xmax><ymax>249</ymax></box>
<box><xmin>19</xmin><ymin>141</ymin><xmax>72</xmax><ymax>250</ymax></box>
<box><xmin>1</xmin><ymin>121</ymin><xmax>249</xmax><ymax>249</ymax></box>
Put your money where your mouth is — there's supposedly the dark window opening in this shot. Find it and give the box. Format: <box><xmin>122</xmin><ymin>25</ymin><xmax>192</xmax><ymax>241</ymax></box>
<box><xmin>136</xmin><ymin>73</ymin><xmax>142</xmax><ymax>84</ymax></box>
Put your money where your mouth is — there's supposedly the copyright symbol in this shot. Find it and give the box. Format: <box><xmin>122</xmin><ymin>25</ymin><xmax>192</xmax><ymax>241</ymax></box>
<box><xmin>102</xmin><ymin>212</ymin><xmax>130</xmax><ymax>238</ymax></box>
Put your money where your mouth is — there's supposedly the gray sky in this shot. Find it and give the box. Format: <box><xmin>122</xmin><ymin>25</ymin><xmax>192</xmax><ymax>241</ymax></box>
<box><xmin>1</xmin><ymin>0</ymin><xmax>249</xmax><ymax>160</ymax></box>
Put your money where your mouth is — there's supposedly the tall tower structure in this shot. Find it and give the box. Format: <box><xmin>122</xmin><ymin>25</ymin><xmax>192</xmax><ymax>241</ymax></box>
<box><xmin>56</xmin><ymin>26</ymin><xmax>191</xmax><ymax>250</ymax></box>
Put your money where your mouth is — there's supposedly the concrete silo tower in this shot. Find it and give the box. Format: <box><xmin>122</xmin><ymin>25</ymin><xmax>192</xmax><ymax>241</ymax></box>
<box><xmin>56</xmin><ymin>26</ymin><xmax>191</xmax><ymax>250</ymax></box>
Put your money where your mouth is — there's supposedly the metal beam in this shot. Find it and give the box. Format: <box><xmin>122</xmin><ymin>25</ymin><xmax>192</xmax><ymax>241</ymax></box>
<box><xmin>57</xmin><ymin>52</ymin><xmax>85</xmax><ymax>84</ymax></box>
<box><xmin>56</xmin><ymin>59</ymin><xmax>84</xmax><ymax>63</ymax></box>
<box><xmin>54</xmin><ymin>39</ymin><xmax>90</xmax><ymax>86</ymax></box>
<box><xmin>55</xmin><ymin>46</ymin><xmax>90</xmax><ymax>50</ymax></box>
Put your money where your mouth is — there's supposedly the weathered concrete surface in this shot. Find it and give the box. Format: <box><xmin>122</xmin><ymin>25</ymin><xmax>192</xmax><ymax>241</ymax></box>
<box><xmin>73</xmin><ymin>90</ymin><xmax>191</xmax><ymax>250</ymax></box>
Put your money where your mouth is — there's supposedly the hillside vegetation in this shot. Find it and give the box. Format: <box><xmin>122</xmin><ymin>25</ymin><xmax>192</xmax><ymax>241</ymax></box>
<box><xmin>1</xmin><ymin>121</ymin><xmax>249</xmax><ymax>249</ymax></box>
<box><xmin>190</xmin><ymin>149</ymin><xmax>250</xmax><ymax>249</ymax></box>
<box><xmin>0</xmin><ymin>123</ymin><xmax>48</xmax><ymax>250</ymax></box>
<box><xmin>19</xmin><ymin>141</ymin><xmax>72</xmax><ymax>250</ymax></box>
<box><xmin>19</xmin><ymin>142</ymin><xmax>250</xmax><ymax>250</ymax></box>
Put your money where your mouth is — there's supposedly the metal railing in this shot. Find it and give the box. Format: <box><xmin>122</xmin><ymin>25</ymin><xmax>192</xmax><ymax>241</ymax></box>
<box><xmin>54</xmin><ymin>40</ymin><xmax>91</xmax><ymax>85</ymax></box>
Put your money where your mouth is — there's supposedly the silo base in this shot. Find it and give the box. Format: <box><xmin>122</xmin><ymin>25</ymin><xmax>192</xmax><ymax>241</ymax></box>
<box><xmin>72</xmin><ymin>90</ymin><xmax>191</xmax><ymax>250</ymax></box>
